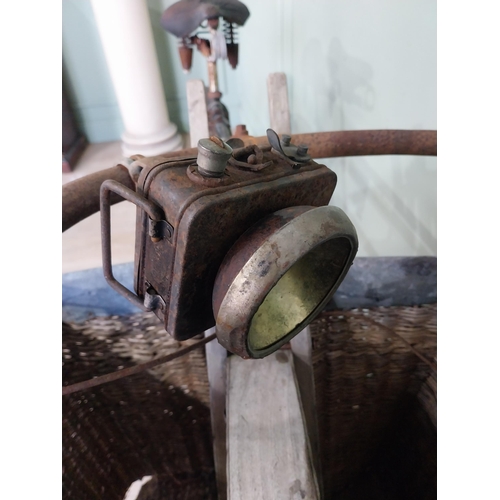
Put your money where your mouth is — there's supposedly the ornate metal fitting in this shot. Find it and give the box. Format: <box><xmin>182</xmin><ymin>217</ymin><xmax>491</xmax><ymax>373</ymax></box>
<box><xmin>228</xmin><ymin>144</ymin><xmax>273</xmax><ymax>172</ymax></box>
<box><xmin>266</xmin><ymin>128</ymin><xmax>312</xmax><ymax>166</ymax></box>
<box><xmin>196</xmin><ymin>136</ymin><xmax>233</xmax><ymax>177</ymax></box>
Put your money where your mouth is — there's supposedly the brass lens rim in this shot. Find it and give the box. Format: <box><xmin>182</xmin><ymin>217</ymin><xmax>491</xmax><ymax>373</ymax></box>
<box><xmin>214</xmin><ymin>205</ymin><xmax>358</xmax><ymax>358</ymax></box>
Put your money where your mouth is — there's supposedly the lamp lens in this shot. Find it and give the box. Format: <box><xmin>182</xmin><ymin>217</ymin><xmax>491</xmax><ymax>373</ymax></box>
<box><xmin>248</xmin><ymin>237</ymin><xmax>352</xmax><ymax>351</ymax></box>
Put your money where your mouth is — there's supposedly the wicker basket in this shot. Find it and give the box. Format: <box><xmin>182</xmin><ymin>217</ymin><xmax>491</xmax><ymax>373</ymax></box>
<box><xmin>62</xmin><ymin>259</ymin><xmax>436</xmax><ymax>500</ymax></box>
<box><xmin>310</xmin><ymin>305</ymin><xmax>436</xmax><ymax>499</ymax></box>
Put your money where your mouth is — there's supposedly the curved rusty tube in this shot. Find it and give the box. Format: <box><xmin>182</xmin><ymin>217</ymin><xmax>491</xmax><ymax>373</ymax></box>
<box><xmin>62</xmin><ymin>164</ymin><xmax>135</xmax><ymax>232</ymax></box>
<box><xmin>291</xmin><ymin>129</ymin><xmax>437</xmax><ymax>158</ymax></box>
<box><xmin>62</xmin><ymin>130</ymin><xmax>436</xmax><ymax>232</ymax></box>
<box><xmin>156</xmin><ymin>129</ymin><xmax>437</xmax><ymax>160</ymax></box>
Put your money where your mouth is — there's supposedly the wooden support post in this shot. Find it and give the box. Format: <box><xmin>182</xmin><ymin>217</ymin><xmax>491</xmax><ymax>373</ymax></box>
<box><xmin>227</xmin><ymin>350</ymin><xmax>320</xmax><ymax>499</ymax></box>
<box><xmin>267</xmin><ymin>72</ymin><xmax>291</xmax><ymax>136</ymax></box>
<box><xmin>187</xmin><ymin>79</ymin><xmax>210</xmax><ymax>147</ymax></box>
<box><xmin>291</xmin><ymin>326</ymin><xmax>323</xmax><ymax>498</ymax></box>
<box><xmin>204</xmin><ymin>329</ymin><xmax>228</xmax><ymax>500</ymax></box>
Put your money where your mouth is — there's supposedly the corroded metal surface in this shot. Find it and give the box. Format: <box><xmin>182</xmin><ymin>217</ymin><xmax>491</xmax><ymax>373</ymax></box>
<box><xmin>292</xmin><ymin>129</ymin><xmax>437</xmax><ymax>158</ymax></box>
<box><xmin>206</xmin><ymin>96</ymin><xmax>232</xmax><ymax>141</ymax></box>
<box><xmin>155</xmin><ymin>129</ymin><xmax>437</xmax><ymax>162</ymax></box>
<box><xmin>267</xmin><ymin>128</ymin><xmax>311</xmax><ymax>164</ymax></box>
<box><xmin>63</xmin><ymin>128</ymin><xmax>437</xmax><ymax>355</ymax></box>
<box><xmin>100</xmin><ymin>179</ymin><xmax>166</xmax><ymax>312</ymax></box>
<box><xmin>213</xmin><ymin>206</ymin><xmax>358</xmax><ymax>358</ymax></box>
<box><xmin>137</xmin><ymin>148</ymin><xmax>338</xmax><ymax>341</ymax></box>
<box><xmin>62</xmin><ymin>165</ymin><xmax>135</xmax><ymax>232</ymax></box>
<box><xmin>242</xmin><ymin>129</ymin><xmax>438</xmax><ymax>159</ymax></box>
<box><xmin>212</xmin><ymin>206</ymin><xmax>313</xmax><ymax>312</ymax></box>
<box><xmin>196</xmin><ymin>136</ymin><xmax>233</xmax><ymax>177</ymax></box>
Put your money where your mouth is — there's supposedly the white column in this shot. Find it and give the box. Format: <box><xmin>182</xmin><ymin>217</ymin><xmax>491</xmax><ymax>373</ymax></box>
<box><xmin>91</xmin><ymin>0</ymin><xmax>183</xmax><ymax>157</ymax></box>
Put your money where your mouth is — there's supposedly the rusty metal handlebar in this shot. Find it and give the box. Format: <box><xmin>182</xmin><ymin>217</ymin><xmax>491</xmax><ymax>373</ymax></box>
<box><xmin>62</xmin><ymin>164</ymin><xmax>136</xmax><ymax>232</ymax></box>
<box><xmin>156</xmin><ymin>129</ymin><xmax>437</xmax><ymax>161</ymax></box>
<box><xmin>62</xmin><ymin>129</ymin><xmax>437</xmax><ymax>232</ymax></box>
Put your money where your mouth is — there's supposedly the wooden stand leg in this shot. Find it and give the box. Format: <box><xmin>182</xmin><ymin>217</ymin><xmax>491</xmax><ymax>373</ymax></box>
<box><xmin>267</xmin><ymin>72</ymin><xmax>291</xmax><ymax>136</ymax></box>
<box><xmin>226</xmin><ymin>350</ymin><xmax>320</xmax><ymax>499</ymax></box>
<box><xmin>291</xmin><ymin>326</ymin><xmax>323</xmax><ymax>498</ymax></box>
<box><xmin>204</xmin><ymin>329</ymin><xmax>228</xmax><ymax>500</ymax></box>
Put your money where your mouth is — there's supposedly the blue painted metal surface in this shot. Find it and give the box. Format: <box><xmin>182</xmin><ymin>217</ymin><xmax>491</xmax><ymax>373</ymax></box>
<box><xmin>62</xmin><ymin>263</ymin><xmax>141</xmax><ymax>322</ymax></box>
<box><xmin>62</xmin><ymin>257</ymin><xmax>436</xmax><ymax>323</ymax></box>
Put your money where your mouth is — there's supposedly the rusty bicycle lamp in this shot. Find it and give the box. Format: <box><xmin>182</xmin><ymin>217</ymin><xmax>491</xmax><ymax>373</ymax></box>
<box><xmin>63</xmin><ymin>129</ymin><xmax>436</xmax><ymax>361</ymax></box>
<box><xmin>99</xmin><ymin>129</ymin><xmax>358</xmax><ymax>359</ymax></box>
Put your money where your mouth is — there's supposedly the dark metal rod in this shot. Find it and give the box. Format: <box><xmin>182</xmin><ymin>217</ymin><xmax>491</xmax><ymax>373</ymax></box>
<box><xmin>62</xmin><ymin>164</ymin><xmax>135</xmax><ymax>232</ymax></box>
<box><xmin>62</xmin><ymin>130</ymin><xmax>436</xmax><ymax>233</ymax></box>
<box><xmin>99</xmin><ymin>180</ymin><xmax>156</xmax><ymax>311</ymax></box>
<box><xmin>264</xmin><ymin>129</ymin><xmax>438</xmax><ymax>158</ymax></box>
<box><xmin>62</xmin><ymin>333</ymin><xmax>217</xmax><ymax>396</ymax></box>
<box><xmin>156</xmin><ymin>129</ymin><xmax>437</xmax><ymax>160</ymax></box>
<box><xmin>293</xmin><ymin>129</ymin><xmax>437</xmax><ymax>159</ymax></box>
<box><xmin>100</xmin><ymin>179</ymin><xmax>164</xmax><ymax>221</ymax></box>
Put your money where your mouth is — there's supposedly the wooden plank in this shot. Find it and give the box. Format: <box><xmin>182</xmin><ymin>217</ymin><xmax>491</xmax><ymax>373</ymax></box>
<box><xmin>186</xmin><ymin>79</ymin><xmax>209</xmax><ymax>147</ymax></box>
<box><xmin>267</xmin><ymin>72</ymin><xmax>291</xmax><ymax>136</ymax></box>
<box><xmin>227</xmin><ymin>351</ymin><xmax>319</xmax><ymax>499</ymax></box>
<box><xmin>204</xmin><ymin>328</ymin><xmax>228</xmax><ymax>500</ymax></box>
<box><xmin>290</xmin><ymin>327</ymin><xmax>323</xmax><ymax>498</ymax></box>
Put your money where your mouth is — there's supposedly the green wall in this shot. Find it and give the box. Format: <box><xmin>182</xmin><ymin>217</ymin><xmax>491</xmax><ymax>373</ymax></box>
<box><xmin>62</xmin><ymin>0</ymin><xmax>437</xmax><ymax>257</ymax></box>
<box><xmin>63</xmin><ymin>0</ymin><xmax>121</xmax><ymax>142</ymax></box>
<box><xmin>63</xmin><ymin>0</ymin><xmax>436</xmax><ymax>140</ymax></box>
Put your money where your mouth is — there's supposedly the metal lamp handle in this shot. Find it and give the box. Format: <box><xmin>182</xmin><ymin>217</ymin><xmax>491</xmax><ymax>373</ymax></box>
<box><xmin>100</xmin><ymin>179</ymin><xmax>164</xmax><ymax>311</ymax></box>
